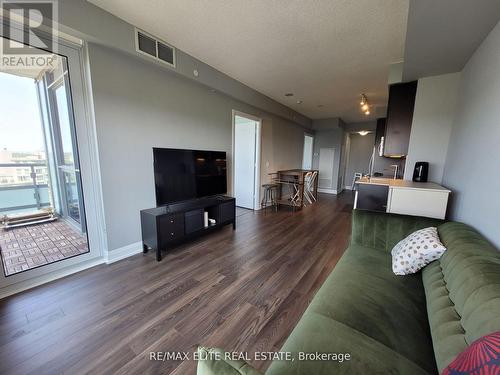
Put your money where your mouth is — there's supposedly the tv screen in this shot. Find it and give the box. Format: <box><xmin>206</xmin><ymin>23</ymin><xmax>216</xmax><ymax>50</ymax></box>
<box><xmin>153</xmin><ymin>148</ymin><xmax>227</xmax><ymax>205</ymax></box>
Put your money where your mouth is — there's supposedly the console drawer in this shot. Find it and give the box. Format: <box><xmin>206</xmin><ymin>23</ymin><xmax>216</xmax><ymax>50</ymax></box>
<box><xmin>159</xmin><ymin>213</ymin><xmax>184</xmax><ymax>243</ymax></box>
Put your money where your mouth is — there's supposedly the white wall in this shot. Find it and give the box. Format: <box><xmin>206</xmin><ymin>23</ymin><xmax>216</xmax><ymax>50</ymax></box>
<box><xmin>88</xmin><ymin>44</ymin><xmax>306</xmax><ymax>251</ymax></box>
<box><xmin>404</xmin><ymin>72</ymin><xmax>461</xmax><ymax>182</ymax></box>
<box><xmin>442</xmin><ymin>21</ymin><xmax>500</xmax><ymax>248</ymax></box>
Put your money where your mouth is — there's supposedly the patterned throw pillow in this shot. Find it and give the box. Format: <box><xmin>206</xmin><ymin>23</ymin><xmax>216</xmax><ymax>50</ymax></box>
<box><xmin>442</xmin><ymin>331</ymin><xmax>500</xmax><ymax>375</ymax></box>
<box><xmin>391</xmin><ymin>227</ymin><xmax>446</xmax><ymax>275</ymax></box>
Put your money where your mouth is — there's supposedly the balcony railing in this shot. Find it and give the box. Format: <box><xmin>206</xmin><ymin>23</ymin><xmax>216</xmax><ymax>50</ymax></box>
<box><xmin>0</xmin><ymin>163</ymin><xmax>52</xmax><ymax>215</ymax></box>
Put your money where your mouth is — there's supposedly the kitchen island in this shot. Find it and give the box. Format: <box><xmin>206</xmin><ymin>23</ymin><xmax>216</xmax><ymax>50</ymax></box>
<box><xmin>354</xmin><ymin>177</ymin><xmax>451</xmax><ymax>219</ymax></box>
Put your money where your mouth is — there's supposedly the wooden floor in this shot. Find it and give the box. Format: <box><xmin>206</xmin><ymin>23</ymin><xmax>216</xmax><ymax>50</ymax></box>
<box><xmin>0</xmin><ymin>193</ymin><xmax>354</xmax><ymax>375</ymax></box>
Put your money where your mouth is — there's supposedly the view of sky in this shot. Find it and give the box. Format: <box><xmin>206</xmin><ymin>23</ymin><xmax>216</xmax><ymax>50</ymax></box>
<box><xmin>0</xmin><ymin>71</ymin><xmax>44</xmax><ymax>151</ymax></box>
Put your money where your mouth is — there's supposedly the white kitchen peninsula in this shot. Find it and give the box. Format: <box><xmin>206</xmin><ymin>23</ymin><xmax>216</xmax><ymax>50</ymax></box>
<box><xmin>354</xmin><ymin>177</ymin><xmax>451</xmax><ymax>219</ymax></box>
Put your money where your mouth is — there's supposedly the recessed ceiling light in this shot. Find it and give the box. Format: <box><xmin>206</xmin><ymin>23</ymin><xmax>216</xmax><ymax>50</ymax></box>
<box><xmin>285</xmin><ymin>93</ymin><xmax>294</xmax><ymax>97</ymax></box>
<box><xmin>296</xmin><ymin>100</ymin><xmax>302</xmax><ymax>104</ymax></box>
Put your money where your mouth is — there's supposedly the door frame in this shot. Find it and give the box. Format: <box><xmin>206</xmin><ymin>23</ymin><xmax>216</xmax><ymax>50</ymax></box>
<box><xmin>231</xmin><ymin>110</ymin><xmax>262</xmax><ymax>210</ymax></box>
<box><xmin>0</xmin><ymin>22</ymin><xmax>107</xmax><ymax>296</ymax></box>
<box><xmin>343</xmin><ymin>134</ymin><xmax>353</xmax><ymax>189</ymax></box>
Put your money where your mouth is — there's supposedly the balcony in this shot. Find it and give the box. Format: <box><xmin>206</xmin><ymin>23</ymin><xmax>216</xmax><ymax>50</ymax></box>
<box><xmin>0</xmin><ymin>163</ymin><xmax>89</xmax><ymax>276</ymax></box>
<box><xmin>0</xmin><ymin>163</ymin><xmax>51</xmax><ymax>216</ymax></box>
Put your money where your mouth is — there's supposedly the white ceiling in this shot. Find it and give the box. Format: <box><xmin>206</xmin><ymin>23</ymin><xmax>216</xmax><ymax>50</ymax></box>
<box><xmin>403</xmin><ymin>0</ymin><xmax>500</xmax><ymax>81</ymax></box>
<box><xmin>88</xmin><ymin>0</ymin><xmax>410</xmax><ymax>122</ymax></box>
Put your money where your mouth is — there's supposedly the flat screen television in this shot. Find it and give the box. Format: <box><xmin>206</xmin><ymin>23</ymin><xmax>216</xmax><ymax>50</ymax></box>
<box><xmin>153</xmin><ymin>148</ymin><xmax>227</xmax><ymax>205</ymax></box>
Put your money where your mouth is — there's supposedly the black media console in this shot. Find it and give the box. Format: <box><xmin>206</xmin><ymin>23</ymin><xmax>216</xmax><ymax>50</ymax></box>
<box><xmin>140</xmin><ymin>195</ymin><xmax>236</xmax><ymax>261</ymax></box>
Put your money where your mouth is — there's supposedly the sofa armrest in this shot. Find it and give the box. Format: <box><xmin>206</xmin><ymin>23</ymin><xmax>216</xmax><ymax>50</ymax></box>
<box><xmin>351</xmin><ymin>209</ymin><xmax>444</xmax><ymax>252</ymax></box>
<box><xmin>196</xmin><ymin>347</ymin><xmax>263</xmax><ymax>375</ymax></box>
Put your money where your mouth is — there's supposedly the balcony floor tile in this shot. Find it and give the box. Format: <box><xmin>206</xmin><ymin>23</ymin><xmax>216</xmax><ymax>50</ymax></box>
<box><xmin>0</xmin><ymin>220</ymin><xmax>89</xmax><ymax>276</ymax></box>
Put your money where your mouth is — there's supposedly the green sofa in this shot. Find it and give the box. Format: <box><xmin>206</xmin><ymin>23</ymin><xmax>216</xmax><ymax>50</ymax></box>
<box><xmin>198</xmin><ymin>209</ymin><xmax>500</xmax><ymax>375</ymax></box>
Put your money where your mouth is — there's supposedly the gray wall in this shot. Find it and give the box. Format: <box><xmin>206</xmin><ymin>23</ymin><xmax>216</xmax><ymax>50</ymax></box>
<box><xmin>88</xmin><ymin>44</ymin><xmax>306</xmax><ymax>251</ymax></box>
<box><xmin>404</xmin><ymin>72</ymin><xmax>461</xmax><ymax>183</ymax></box>
<box><xmin>342</xmin><ymin>120</ymin><xmax>400</xmax><ymax>180</ymax></box>
<box><xmin>442</xmin><ymin>21</ymin><xmax>500</xmax><ymax>248</ymax></box>
<box><xmin>311</xmin><ymin>119</ymin><xmax>344</xmax><ymax>192</ymax></box>
<box><xmin>342</xmin><ymin>121</ymin><xmax>377</xmax><ymax>133</ymax></box>
<box><xmin>45</xmin><ymin>0</ymin><xmax>311</xmax><ymax>252</ymax></box>
<box><xmin>57</xmin><ymin>0</ymin><xmax>311</xmax><ymax>128</ymax></box>
<box><xmin>345</xmin><ymin>133</ymin><xmax>375</xmax><ymax>188</ymax></box>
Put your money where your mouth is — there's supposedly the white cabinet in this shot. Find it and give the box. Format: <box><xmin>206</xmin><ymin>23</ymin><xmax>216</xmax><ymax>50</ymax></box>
<box><xmin>354</xmin><ymin>178</ymin><xmax>451</xmax><ymax>219</ymax></box>
<box><xmin>387</xmin><ymin>187</ymin><xmax>450</xmax><ymax>219</ymax></box>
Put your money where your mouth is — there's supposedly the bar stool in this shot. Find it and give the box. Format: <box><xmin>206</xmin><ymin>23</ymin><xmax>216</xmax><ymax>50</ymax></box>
<box><xmin>304</xmin><ymin>171</ymin><xmax>318</xmax><ymax>204</ymax></box>
<box><xmin>351</xmin><ymin>172</ymin><xmax>363</xmax><ymax>191</ymax></box>
<box><xmin>261</xmin><ymin>183</ymin><xmax>278</xmax><ymax>210</ymax></box>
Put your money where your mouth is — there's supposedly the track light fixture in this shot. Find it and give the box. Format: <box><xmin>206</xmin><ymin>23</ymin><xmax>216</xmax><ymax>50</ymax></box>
<box><xmin>360</xmin><ymin>94</ymin><xmax>367</xmax><ymax>106</ymax></box>
<box><xmin>360</xmin><ymin>94</ymin><xmax>370</xmax><ymax>115</ymax></box>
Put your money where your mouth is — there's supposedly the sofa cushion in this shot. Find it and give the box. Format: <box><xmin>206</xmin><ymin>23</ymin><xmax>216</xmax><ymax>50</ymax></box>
<box><xmin>351</xmin><ymin>209</ymin><xmax>443</xmax><ymax>253</ymax></box>
<box><xmin>304</xmin><ymin>244</ymin><xmax>436</xmax><ymax>373</ymax></box>
<box><xmin>422</xmin><ymin>222</ymin><xmax>500</xmax><ymax>372</ymax></box>
<box><xmin>265</xmin><ymin>311</ymin><xmax>432</xmax><ymax>375</ymax></box>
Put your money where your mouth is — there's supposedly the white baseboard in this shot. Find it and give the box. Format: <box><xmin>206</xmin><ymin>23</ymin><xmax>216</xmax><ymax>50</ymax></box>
<box><xmin>345</xmin><ymin>185</ymin><xmax>353</xmax><ymax>190</ymax></box>
<box><xmin>0</xmin><ymin>257</ymin><xmax>105</xmax><ymax>300</ymax></box>
<box><xmin>318</xmin><ymin>188</ymin><xmax>338</xmax><ymax>195</ymax></box>
<box><xmin>106</xmin><ymin>241</ymin><xmax>143</xmax><ymax>264</ymax></box>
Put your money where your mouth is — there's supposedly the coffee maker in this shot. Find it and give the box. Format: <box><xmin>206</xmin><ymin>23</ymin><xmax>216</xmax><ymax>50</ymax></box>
<box><xmin>412</xmin><ymin>162</ymin><xmax>429</xmax><ymax>182</ymax></box>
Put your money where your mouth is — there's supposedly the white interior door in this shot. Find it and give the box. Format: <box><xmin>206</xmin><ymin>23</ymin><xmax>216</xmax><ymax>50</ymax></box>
<box><xmin>318</xmin><ymin>147</ymin><xmax>335</xmax><ymax>189</ymax></box>
<box><xmin>302</xmin><ymin>134</ymin><xmax>314</xmax><ymax>169</ymax></box>
<box><xmin>234</xmin><ymin>115</ymin><xmax>258</xmax><ymax>209</ymax></box>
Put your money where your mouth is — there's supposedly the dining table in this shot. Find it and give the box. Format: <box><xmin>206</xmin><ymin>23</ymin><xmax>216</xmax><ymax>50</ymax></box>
<box><xmin>274</xmin><ymin>169</ymin><xmax>319</xmax><ymax>209</ymax></box>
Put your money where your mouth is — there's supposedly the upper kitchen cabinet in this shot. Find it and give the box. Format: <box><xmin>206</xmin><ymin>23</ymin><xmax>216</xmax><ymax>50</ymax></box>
<box><xmin>383</xmin><ymin>81</ymin><xmax>418</xmax><ymax>157</ymax></box>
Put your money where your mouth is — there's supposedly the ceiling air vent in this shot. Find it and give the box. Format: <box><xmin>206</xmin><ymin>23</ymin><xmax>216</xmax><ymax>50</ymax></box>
<box><xmin>135</xmin><ymin>28</ymin><xmax>176</xmax><ymax>67</ymax></box>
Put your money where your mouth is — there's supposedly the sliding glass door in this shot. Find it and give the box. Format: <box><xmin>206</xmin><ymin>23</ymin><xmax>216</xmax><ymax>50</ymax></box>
<box><xmin>0</xmin><ymin>29</ymin><xmax>105</xmax><ymax>286</ymax></box>
<box><xmin>41</xmin><ymin>58</ymin><xmax>86</xmax><ymax>232</ymax></box>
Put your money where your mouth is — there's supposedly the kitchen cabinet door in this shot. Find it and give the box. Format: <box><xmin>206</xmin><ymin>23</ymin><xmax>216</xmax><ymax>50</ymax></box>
<box><xmin>384</xmin><ymin>81</ymin><xmax>417</xmax><ymax>157</ymax></box>
<box><xmin>355</xmin><ymin>184</ymin><xmax>389</xmax><ymax>212</ymax></box>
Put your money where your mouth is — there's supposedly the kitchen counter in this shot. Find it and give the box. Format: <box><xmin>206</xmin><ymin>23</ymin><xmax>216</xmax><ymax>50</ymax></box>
<box><xmin>354</xmin><ymin>177</ymin><xmax>451</xmax><ymax>219</ymax></box>
<box><xmin>356</xmin><ymin>177</ymin><xmax>451</xmax><ymax>192</ymax></box>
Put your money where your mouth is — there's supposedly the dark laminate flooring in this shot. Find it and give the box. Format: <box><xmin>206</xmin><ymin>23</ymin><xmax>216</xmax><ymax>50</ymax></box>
<box><xmin>0</xmin><ymin>193</ymin><xmax>354</xmax><ymax>375</ymax></box>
